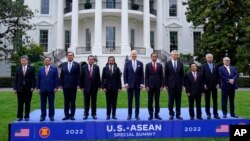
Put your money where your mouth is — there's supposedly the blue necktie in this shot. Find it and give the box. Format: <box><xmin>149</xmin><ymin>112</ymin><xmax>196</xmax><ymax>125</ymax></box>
<box><xmin>209</xmin><ymin>63</ymin><xmax>213</xmax><ymax>73</ymax></box>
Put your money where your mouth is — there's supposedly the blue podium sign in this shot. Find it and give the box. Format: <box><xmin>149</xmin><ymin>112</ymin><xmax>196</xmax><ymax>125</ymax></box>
<box><xmin>10</xmin><ymin>119</ymin><xmax>250</xmax><ymax>140</ymax></box>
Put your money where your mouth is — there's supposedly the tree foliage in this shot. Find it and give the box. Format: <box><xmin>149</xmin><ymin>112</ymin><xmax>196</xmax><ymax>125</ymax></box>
<box><xmin>184</xmin><ymin>0</ymin><xmax>250</xmax><ymax>72</ymax></box>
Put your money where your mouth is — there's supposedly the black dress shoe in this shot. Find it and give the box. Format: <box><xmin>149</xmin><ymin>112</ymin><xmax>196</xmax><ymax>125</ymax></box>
<box><xmin>155</xmin><ymin>116</ymin><xmax>162</xmax><ymax>120</ymax></box>
<box><xmin>17</xmin><ymin>118</ymin><xmax>23</xmax><ymax>121</ymax></box>
<box><xmin>169</xmin><ymin>115</ymin><xmax>174</xmax><ymax>120</ymax></box>
<box><xmin>135</xmin><ymin>116</ymin><xmax>140</xmax><ymax>120</ymax></box>
<box><xmin>190</xmin><ymin>117</ymin><xmax>194</xmax><ymax>120</ymax></box>
<box><xmin>176</xmin><ymin>116</ymin><xmax>183</xmax><ymax>120</ymax></box>
<box><xmin>83</xmin><ymin>116</ymin><xmax>88</xmax><ymax>120</ymax></box>
<box><xmin>197</xmin><ymin>117</ymin><xmax>203</xmax><ymax>120</ymax></box>
<box><xmin>207</xmin><ymin>115</ymin><xmax>211</xmax><ymax>120</ymax></box>
<box><xmin>106</xmin><ymin>116</ymin><xmax>110</xmax><ymax>120</ymax></box>
<box><xmin>112</xmin><ymin>115</ymin><xmax>117</xmax><ymax>120</ymax></box>
<box><xmin>92</xmin><ymin>115</ymin><xmax>97</xmax><ymax>119</ymax></box>
<box><xmin>231</xmin><ymin>115</ymin><xmax>239</xmax><ymax>118</ymax></box>
<box><xmin>223</xmin><ymin>115</ymin><xmax>227</xmax><ymax>118</ymax></box>
<box><xmin>148</xmin><ymin>116</ymin><xmax>153</xmax><ymax>120</ymax></box>
<box><xmin>62</xmin><ymin>117</ymin><xmax>69</xmax><ymax>120</ymax></box>
<box><xmin>50</xmin><ymin>117</ymin><xmax>54</xmax><ymax>121</ymax></box>
<box><xmin>40</xmin><ymin>117</ymin><xmax>45</xmax><ymax>121</ymax></box>
<box><xmin>214</xmin><ymin>115</ymin><xmax>221</xmax><ymax>119</ymax></box>
<box><xmin>127</xmin><ymin>116</ymin><xmax>131</xmax><ymax>120</ymax></box>
<box><xmin>70</xmin><ymin>117</ymin><xmax>75</xmax><ymax>120</ymax></box>
<box><xmin>24</xmin><ymin>118</ymin><xmax>29</xmax><ymax>121</ymax></box>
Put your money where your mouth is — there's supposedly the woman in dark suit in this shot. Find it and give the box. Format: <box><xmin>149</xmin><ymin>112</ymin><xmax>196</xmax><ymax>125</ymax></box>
<box><xmin>102</xmin><ymin>56</ymin><xmax>122</xmax><ymax>120</ymax></box>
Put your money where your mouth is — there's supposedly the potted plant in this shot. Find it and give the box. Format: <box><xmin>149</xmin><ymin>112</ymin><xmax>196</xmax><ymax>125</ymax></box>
<box><xmin>131</xmin><ymin>3</ymin><xmax>139</xmax><ymax>10</ymax></box>
<box><xmin>84</xmin><ymin>0</ymin><xmax>92</xmax><ymax>9</ymax></box>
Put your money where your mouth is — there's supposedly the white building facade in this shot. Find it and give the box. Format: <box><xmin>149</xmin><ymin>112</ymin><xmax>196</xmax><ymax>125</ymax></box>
<box><xmin>15</xmin><ymin>0</ymin><xmax>202</xmax><ymax>72</ymax></box>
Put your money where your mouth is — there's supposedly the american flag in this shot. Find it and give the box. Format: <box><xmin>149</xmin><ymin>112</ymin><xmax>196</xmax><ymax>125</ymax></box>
<box><xmin>216</xmin><ymin>125</ymin><xmax>229</xmax><ymax>133</ymax></box>
<box><xmin>15</xmin><ymin>129</ymin><xmax>30</xmax><ymax>137</ymax></box>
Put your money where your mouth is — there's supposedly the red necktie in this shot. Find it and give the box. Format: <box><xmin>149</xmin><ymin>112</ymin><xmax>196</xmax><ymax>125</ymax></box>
<box><xmin>153</xmin><ymin>62</ymin><xmax>156</xmax><ymax>72</ymax></box>
<box><xmin>45</xmin><ymin>66</ymin><xmax>49</xmax><ymax>76</ymax></box>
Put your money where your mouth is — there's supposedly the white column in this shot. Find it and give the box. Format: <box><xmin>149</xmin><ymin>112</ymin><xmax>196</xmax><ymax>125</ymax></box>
<box><xmin>56</xmin><ymin>0</ymin><xmax>64</xmax><ymax>50</ymax></box>
<box><xmin>121</xmin><ymin>0</ymin><xmax>130</xmax><ymax>55</ymax></box>
<box><xmin>157</xmin><ymin>0</ymin><xmax>163</xmax><ymax>51</ymax></box>
<box><xmin>93</xmin><ymin>0</ymin><xmax>102</xmax><ymax>55</ymax></box>
<box><xmin>69</xmin><ymin>0</ymin><xmax>79</xmax><ymax>54</ymax></box>
<box><xmin>144</xmin><ymin>0</ymin><xmax>152</xmax><ymax>55</ymax></box>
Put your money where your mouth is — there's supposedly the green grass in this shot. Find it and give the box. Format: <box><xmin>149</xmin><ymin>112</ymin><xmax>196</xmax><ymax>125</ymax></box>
<box><xmin>0</xmin><ymin>90</ymin><xmax>250</xmax><ymax>141</ymax></box>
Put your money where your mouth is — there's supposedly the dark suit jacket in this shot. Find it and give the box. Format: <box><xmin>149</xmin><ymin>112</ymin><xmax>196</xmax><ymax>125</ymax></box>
<box><xmin>59</xmin><ymin>61</ymin><xmax>80</xmax><ymax>89</ymax></box>
<box><xmin>37</xmin><ymin>66</ymin><xmax>59</xmax><ymax>92</ymax></box>
<box><xmin>185</xmin><ymin>72</ymin><xmax>203</xmax><ymax>96</ymax></box>
<box><xmin>80</xmin><ymin>64</ymin><xmax>101</xmax><ymax>93</ymax></box>
<box><xmin>123</xmin><ymin>60</ymin><xmax>144</xmax><ymax>89</ymax></box>
<box><xmin>13</xmin><ymin>65</ymin><xmax>36</xmax><ymax>91</ymax></box>
<box><xmin>201</xmin><ymin>63</ymin><xmax>220</xmax><ymax>90</ymax></box>
<box><xmin>102</xmin><ymin>64</ymin><xmax>122</xmax><ymax>91</ymax></box>
<box><xmin>219</xmin><ymin>65</ymin><xmax>239</xmax><ymax>90</ymax></box>
<box><xmin>145</xmin><ymin>62</ymin><xmax>163</xmax><ymax>89</ymax></box>
<box><xmin>165</xmin><ymin>60</ymin><xmax>184</xmax><ymax>89</ymax></box>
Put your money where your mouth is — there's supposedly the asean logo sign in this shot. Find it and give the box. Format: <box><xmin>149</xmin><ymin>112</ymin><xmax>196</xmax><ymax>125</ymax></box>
<box><xmin>39</xmin><ymin>127</ymin><xmax>50</xmax><ymax>138</ymax></box>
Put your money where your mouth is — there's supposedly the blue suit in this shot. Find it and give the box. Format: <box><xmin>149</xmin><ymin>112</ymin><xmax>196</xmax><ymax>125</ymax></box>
<box><xmin>37</xmin><ymin>65</ymin><xmax>58</xmax><ymax>118</ymax></box>
<box><xmin>219</xmin><ymin>65</ymin><xmax>239</xmax><ymax>116</ymax></box>
<box><xmin>59</xmin><ymin>61</ymin><xmax>81</xmax><ymax>118</ymax></box>
<box><xmin>123</xmin><ymin>60</ymin><xmax>144</xmax><ymax>117</ymax></box>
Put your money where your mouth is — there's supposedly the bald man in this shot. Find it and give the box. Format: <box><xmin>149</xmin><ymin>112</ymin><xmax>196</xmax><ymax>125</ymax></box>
<box><xmin>219</xmin><ymin>57</ymin><xmax>239</xmax><ymax>118</ymax></box>
<box><xmin>201</xmin><ymin>54</ymin><xmax>220</xmax><ymax>119</ymax></box>
<box><xmin>123</xmin><ymin>50</ymin><xmax>144</xmax><ymax>120</ymax></box>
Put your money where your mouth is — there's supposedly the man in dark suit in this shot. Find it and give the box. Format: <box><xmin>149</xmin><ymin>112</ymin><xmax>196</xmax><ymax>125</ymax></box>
<box><xmin>219</xmin><ymin>57</ymin><xmax>239</xmax><ymax>118</ymax></box>
<box><xmin>37</xmin><ymin>57</ymin><xmax>58</xmax><ymax>121</ymax></box>
<box><xmin>59</xmin><ymin>52</ymin><xmax>80</xmax><ymax>120</ymax></box>
<box><xmin>80</xmin><ymin>55</ymin><xmax>101</xmax><ymax>120</ymax></box>
<box><xmin>123</xmin><ymin>50</ymin><xmax>144</xmax><ymax>120</ymax></box>
<box><xmin>145</xmin><ymin>53</ymin><xmax>163</xmax><ymax>120</ymax></box>
<box><xmin>201</xmin><ymin>54</ymin><xmax>221</xmax><ymax>119</ymax></box>
<box><xmin>185</xmin><ymin>63</ymin><xmax>203</xmax><ymax>120</ymax></box>
<box><xmin>13</xmin><ymin>55</ymin><xmax>36</xmax><ymax>121</ymax></box>
<box><xmin>102</xmin><ymin>56</ymin><xmax>122</xmax><ymax>120</ymax></box>
<box><xmin>165</xmin><ymin>50</ymin><xmax>184</xmax><ymax>120</ymax></box>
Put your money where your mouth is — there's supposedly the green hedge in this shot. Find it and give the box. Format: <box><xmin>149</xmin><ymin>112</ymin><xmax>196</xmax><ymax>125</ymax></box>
<box><xmin>0</xmin><ymin>77</ymin><xmax>14</xmax><ymax>88</ymax></box>
<box><xmin>238</xmin><ymin>77</ymin><xmax>250</xmax><ymax>88</ymax></box>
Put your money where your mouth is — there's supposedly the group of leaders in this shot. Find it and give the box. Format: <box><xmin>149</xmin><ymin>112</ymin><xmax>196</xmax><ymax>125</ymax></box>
<box><xmin>13</xmin><ymin>50</ymin><xmax>239</xmax><ymax>121</ymax></box>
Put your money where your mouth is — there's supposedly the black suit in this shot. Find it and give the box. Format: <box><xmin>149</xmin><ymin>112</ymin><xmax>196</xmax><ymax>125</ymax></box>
<box><xmin>201</xmin><ymin>63</ymin><xmax>220</xmax><ymax>117</ymax></box>
<box><xmin>60</xmin><ymin>61</ymin><xmax>80</xmax><ymax>118</ymax></box>
<box><xmin>102</xmin><ymin>64</ymin><xmax>122</xmax><ymax>117</ymax></box>
<box><xmin>145</xmin><ymin>62</ymin><xmax>163</xmax><ymax>117</ymax></box>
<box><xmin>165</xmin><ymin>60</ymin><xmax>184</xmax><ymax>117</ymax></box>
<box><xmin>80</xmin><ymin>64</ymin><xmax>101</xmax><ymax>116</ymax></box>
<box><xmin>13</xmin><ymin>65</ymin><xmax>36</xmax><ymax>119</ymax></box>
<box><xmin>185</xmin><ymin>72</ymin><xmax>203</xmax><ymax>118</ymax></box>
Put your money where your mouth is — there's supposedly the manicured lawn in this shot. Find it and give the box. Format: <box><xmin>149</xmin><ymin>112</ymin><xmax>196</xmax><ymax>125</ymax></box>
<box><xmin>0</xmin><ymin>90</ymin><xmax>249</xmax><ymax>141</ymax></box>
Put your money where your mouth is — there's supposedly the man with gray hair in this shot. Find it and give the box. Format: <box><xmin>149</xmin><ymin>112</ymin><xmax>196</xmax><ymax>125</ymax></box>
<box><xmin>13</xmin><ymin>55</ymin><xmax>36</xmax><ymax>121</ymax></box>
<box><xmin>165</xmin><ymin>50</ymin><xmax>184</xmax><ymax>120</ymax></box>
<box><xmin>201</xmin><ymin>54</ymin><xmax>220</xmax><ymax>119</ymax></box>
<box><xmin>219</xmin><ymin>57</ymin><xmax>239</xmax><ymax>118</ymax></box>
<box><xmin>124</xmin><ymin>50</ymin><xmax>144</xmax><ymax>120</ymax></box>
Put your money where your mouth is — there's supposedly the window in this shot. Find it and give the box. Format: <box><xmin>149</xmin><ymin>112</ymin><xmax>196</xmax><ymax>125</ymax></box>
<box><xmin>106</xmin><ymin>0</ymin><xmax>116</xmax><ymax>8</ymax></box>
<box><xmin>170</xmin><ymin>31</ymin><xmax>178</xmax><ymax>52</ymax></box>
<box><xmin>150</xmin><ymin>31</ymin><xmax>155</xmax><ymax>49</ymax></box>
<box><xmin>41</xmin><ymin>0</ymin><xmax>49</xmax><ymax>14</ymax></box>
<box><xmin>40</xmin><ymin>30</ymin><xmax>48</xmax><ymax>52</ymax></box>
<box><xmin>106</xmin><ymin>27</ymin><xmax>115</xmax><ymax>48</ymax></box>
<box><xmin>86</xmin><ymin>28</ymin><xmax>91</xmax><ymax>51</ymax></box>
<box><xmin>65</xmin><ymin>30</ymin><xmax>71</xmax><ymax>51</ymax></box>
<box><xmin>130</xmin><ymin>29</ymin><xmax>135</xmax><ymax>50</ymax></box>
<box><xmin>193</xmin><ymin>32</ymin><xmax>201</xmax><ymax>53</ymax></box>
<box><xmin>169</xmin><ymin>0</ymin><xmax>177</xmax><ymax>16</ymax></box>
